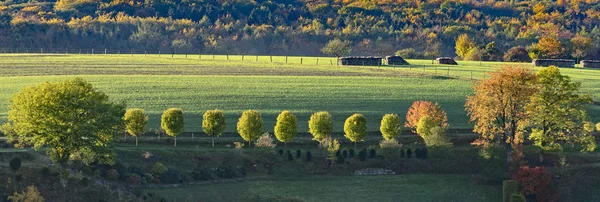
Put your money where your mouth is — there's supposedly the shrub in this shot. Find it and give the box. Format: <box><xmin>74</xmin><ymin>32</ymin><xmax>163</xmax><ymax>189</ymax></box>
<box><xmin>513</xmin><ymin>166</ymin><xmax>554</xmax><ymax>202</ymax></box>
<box><xmin>596</xmin><ymin>122</ymin><xmax>600</xmax><ymax>132</ymax></box>
<box><xmin>326</xmin><ymin>139</ymin><xmax>340</xmax><ymax>161</ymax></box>
<box><xmin>10</xmin><ymin>157</ymin><xmax>21</xmax><ymax>172</ymax></box>
<box><xmin>400</xmin><ymin>149</ymin><xmax>405</xmax><ymax>158</ymax></box>
<box><xmin>8</xmin><ymin>186</ymin><xmax>44</xmax><ymax>202</ymax></box>
<box><xmin>503</xmin><ymin>46</ymin><xmax>531</xmax><ymax>62</ymax></box>
<box><xmin>80</xmin><ymin>177</ymin><xmax>90</xmax><ymax>187</ymax></box>
<box><xmin>287</xmin><ymin>152</ymin><xmax>294</xmax><ymax>161</ymax></box>
<box><xmin>369</xmin><ymin>149</ymin><xmax>376</xmax><ymax>158</ymax></box>
<box><xmin>143</xmin><ymin>173</ymin><xmax>155</xmax><ymax>181</ymax></box>
<box><xmin>296</xmin><ymin>150</ymin><xmax>301</xmax><ymax>158</ymax></box>
<box><xmin>583</xmin><ymin>121</ymin><xmax>595</xmax><ymax>133</ymax></box>
<box><xmin>378</xmin><ymin>139</ymin><xmax>402</xmax><ymax>159</ymax></box>
<box><xmin>191</xmin><ymin>168</ymin><xmax>217</xmax><ymax>181</ymax></box>
<box><xmin>503</xmin><ymin>180</ymin><xmax>519</xmax><ymax>202</ymax></box>
<box><xmin>274</xmin><ymin>110</ymin><xmax>297</xmax><ymax>144</ymax></box>
<box><xmin>342</xmin><ymin>150</ymin><xmax>348</xmax><ymax>158</ymax></box>
<box><xmin>395</xmin><ymin>48</ymin><xmax>423</xmax><ymax>59</ymax></box>
<box><xmin>150</xmin><ymin>162</ymin><xmax>168</xmax><ymax>176</ymax></box>
<box><xmin>479</xmin><ymin>146</ymin><xmax>507</xmax><ymax>182</ymax></box>
<box><xmin>415</xmin><ymin>148</ymin><xmax>422</xmax><ymax>159</ymax></box>
<box><xmin>380</xmin><ymin>114</ymin><xmax>402</xmax><ymax>140</ymax></box>
<box><xmin>234</xmin><ymin>142</ymin><xmax>245</xmax><ymax>150</ymax></box>
<box><xmin>255</xmin><ymin>133</ymin><xmax>276</xmax><ymax>148</ymax></box>
<box><xmin>237</xmin><ymin>110</ymin><xmax>263</xmax><ymax>146</ymax></box>
<box><xmin>127</xmin><ymin>174</ymin><xmax>143</xmax><ymax>186</ymax></box>
<box><xmin>106</xmin><ymin>169</ymin><xmax>120</xmax><ymax>180</ymax></box>
<box><xmin>405</xmin><ymin>101</ymin><xmax>448</xmax><ymax>131</ymax></box>
<box><xmin>278</xmin><ymin>149</ymin><xmax>284</xmax><ymax>155</ymax></box>
<box><xmin>406</xmin><ymin>149</ymin><xmax>412</xmax><ymax>158</ymax></box>
<box><xmin>127</xmin><ymin>164</ymin><xmax>145</xmax><ymax>176</ymax></box>
<box><xmin>308</xmin><ymin>111</ymin><xmax>333</xmax><ymax>142</ymax></box>
<box><xmin>306</xmin><ymin>151</ymin><xmax>312</xmax><ymax>161</ymax></box>
<box><xmin>344</xmin><ymin>114</ymin><xmax>368</xmax><ymax>148</ymax></box>
<box><xmin>40</xmin><ymin>167</ymin><xmax>50</xmax><ymax>177</ymax></box>
<box><xmin>422</xmin><ymin>148</ymin><xmax>428</xmax><ymax>159</ymax></box>
<box><xmin>349</xmin><ymin>149</ymin><xmax>355</xmax><ymax>158</ymax></box>
<box><xmin>160</xmin><ymin>168</ymin><xmax>181</xmax><ymax>183</ymax></box>
<box><xmin>509</xmin><ymin>194</ymin><xmax>526</xmax><ymax>202</ymax></box>
<box><xmin>416</xmin><ymin>116</ymin><xmax>452</xmax><ymax>148</ymax></box>
<box><xmin>358</xmin><ymin>149</ymin><xmax>367</xmax><ymax>161</ymax></box>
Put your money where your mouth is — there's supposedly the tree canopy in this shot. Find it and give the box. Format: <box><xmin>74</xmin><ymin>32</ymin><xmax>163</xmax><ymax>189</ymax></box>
<box><xmin>202</xmin><ymin>109</ymin><xmax>226</xmax><ymax>147</ymax></box>
<box><xmin>308</xmin><ymin>111</ymin><xmax>333</xmax><ymax>142</ymax></box>
<box><xmin>123</xmin><ymin>108</ymin><xmax>148</xmax><ymax>146</ymax></box>
<box><xmin>344</xmin><ymin>114</ymin><xmax>367</xmax><ymax>147</ymax></box>
<box><xmin>161</xmin><ymin>108</ymin><xmax>184</xmax><ymax>147</ymax></box>
<box><xmin>1</xmin><ymin>78</ymin><xmax>124</xmax><ymax>165</ymax></box>
<box><xmin>237</xmin><ymin>110</ymin><xmax>263</xmax><ymax>146</ymax></box>
<box><xmin>380</xmin><ymin>114</ymin><xmax>401</xmax><ymax>140</ymax></box>
<box><xmin>274</xmin><ymin>110</ymin><xmax>297</xmax><ymax>144</ymax></box>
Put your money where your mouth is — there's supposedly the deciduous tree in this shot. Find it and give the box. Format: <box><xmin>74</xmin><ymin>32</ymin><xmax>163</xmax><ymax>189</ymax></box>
<box><xmin>416</xmin><ymin>116</ymin><xmax>452</xmax><ymax>148</ymax></box>
<box><xmin>455</xmin><ymin>34</ymin><xmax>476</xmax><ymax>59</ymax></box>
<box><xmin>526</xmin><ymin>66</ymin><xmax>595</xmax><ymax>153</ymax></box>
<box><xmin>202</xmin><ymin>109</ymin><xmax>226</xmax><ymax>147</ymax></box>
<box><xmin>570</xmin><ymin>35</ymin><xmax>593</xmax><ymax>62</ymax></box>
<box><xmin>274</xmin><ymin>110</ymin><xmax>297</xmax><ymax>145</ymax></box>
<box><xmin>537</xmin><ymin>37</ymin><xmax>564</xmax><ymax>59</ymax></box>
<box><xmin>161</xmin><ymin>108</ymin><xmax>184</xmax><ymax>147</ymax></box>
<box><xmin>1</xmin><ymin>78</ymin><xmax>124</xmax><ymax>165</ymax></box>
<box><xmin>344</xmin><ymin>114</ymin><xmax>367</xmax><ymax>149</ymax></box>
<box><xmin>321</xmin><ymin>38</ymin><xmax>351</xmax><ymax>63</ymax></box>
<box><xmin>123</xmin><ymin>108</ymin><xmax>148</xmax><ymax>147</ymax></box>
<box><xmin>405</xmin><ymin>101</ymin><xmax>448</xmax><ymax>132</ymax></box>
<box><xmin>380</xmin><ymin>114</ymin><xmax>401</xmax><ymax>140</ymax></box>
<box><xmin>465</xmin><ymin>66</ymin><xmax>538</xmax><ymax>162</ymax></box>
<box><xmin>308</xmin><ymin>111</ymin><xmax>333</xmax><ymax>142</ymax></box>
<box><xmin>237</xmin><ymin>110</ymin><xmax>263</xmax><ymax>147</ymax></box>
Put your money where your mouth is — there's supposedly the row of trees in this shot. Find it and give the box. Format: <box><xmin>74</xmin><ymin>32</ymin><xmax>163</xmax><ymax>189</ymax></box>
<box><xmin>125</xmin><ymin>102</ymin><xmax>451</xmax><ymax>149</ymax></box>
<box><xmin>1</xmin><ymin>1</ymin><xmax>600</xmax><ymax>58</ymax></box>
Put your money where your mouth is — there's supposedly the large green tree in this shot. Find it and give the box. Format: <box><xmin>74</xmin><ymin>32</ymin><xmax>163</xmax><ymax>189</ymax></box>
<box><xmin>526</xmin><ymin>66</ymin><xmax>595</xmax><ymax>153</ymax></box>
<box><xmin>161</xmin><ymin>108</ymin><xmax>184</xmax><ymax>147</ymax></box>
<box><xmin>123</xmin><ymin>108</ymin><xmax>148</xmax><ymax>147</ymax></box>
<box><xmin>344</xmin><ymin>114</ymin><xmax>367</xmax><ymax>149</ymax></box>
<box><xmin>274</xmin><ymin>110</ymin><xmax>297</xmax><ymax>145</ymax></box>
<box><xmin>202</xmin><ymin>109</ymin><xmax>226</xmax><ymax>147</ymax></box>
<box><xmin>321</xmin><ymin>38</ymin><xmax>351</xmax><ymax>64</ymax></box>
<box><xmin>1</xmin><ymin>78</ymin><xmax>124</xmax><ymax>165</ymax></box>
<box><xmin>237</xmin><ymin>110</ymin><xmax>263</xmax><ymax>147</ymax></box>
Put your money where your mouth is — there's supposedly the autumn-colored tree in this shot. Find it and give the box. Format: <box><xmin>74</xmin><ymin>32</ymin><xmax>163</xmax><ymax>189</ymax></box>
<box><xmin>526</xmin><ymin>66</ymin><xmax>595</xmax><ymax>153</ymax></box>
<box><xmin>237</xmin><ymin>110</ymin><xmax>263</xmax><ymax>147</ymax></box>
<box><xmin>537</xmin><ymin>37</ymin><xmax>564</xmax><ymax>59</ymax></box>
<box><xmin>123</xmin><ymin>108</ymin><xmax>148</xmax><ymax>147</ymax></box>
<box><xmin>380</xmin><ymin>114</ymin><xmax>401</xmax><ymax>140</ymax></box>
<box><xmin>405</xmin><ymin>101</ymin><xmax>448</xmax><ymax>132</ymax></box>
<box><xmin>274</xmin><ymin>110</ymin><xmax>297</xmax><ymax>145</ymax></box>
<box><xmin>570</xmin><ymin>35</ymin><xmax>594</xmax><ymax>62</ymax></box>
<box><xmin>161</xmin><ymin>108</ymin><xmax>184</xmax><ymax>147</ymax></box>
<box><xmin>8</xmin><ymin>185</ymin><xmax>44</xmax><ymax>202</ymax></box>
<box><xmin>308</xmin><ymin>111</ymin><xmax>333</xmax><ymax>142</ymax></box>
<box><xmin>344</xmin><ymin>114</ymin><xmax>367</xmax><ymax>149</ymax></box>
<box><xmin>504</xmin><ymin>46</ymin><xmax>531</xmax><ymax>62</ymax></box>
<box><xmin>465</xmin><ymin>66</ymin><xmax>538</xmax><ymax>162</ymax></box>
<box><xmin>455</xmin><ymin>34</ymin><xmax>476</xmax><ymax>59</ymax></box>
<box><xmin>202</xmin><ymin>109</ymin><xmax>226</xmax><ymax>147</ymax></box>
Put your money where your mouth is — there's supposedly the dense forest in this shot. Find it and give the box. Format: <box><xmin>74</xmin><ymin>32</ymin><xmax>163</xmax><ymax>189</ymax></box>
<box><xmin>0</xmin><ymin>0</ymin><xmax>599</xmax><ymax>59</ymax></box>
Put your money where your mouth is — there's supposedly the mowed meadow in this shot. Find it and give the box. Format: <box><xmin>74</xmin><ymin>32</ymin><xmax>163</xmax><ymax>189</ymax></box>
<box><xmin>0</xmin><ymin>54</ymin><xmax>599</xmax><ymax>133</ymax></box>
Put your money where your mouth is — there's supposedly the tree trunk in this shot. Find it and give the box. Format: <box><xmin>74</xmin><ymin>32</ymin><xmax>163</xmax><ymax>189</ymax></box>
<box><xmin>212</xmin><ymin>137</ymin><xmax>215</xmax><ymax>147</ymax></box>
<box><xmin>354</xmin><ymin>142</ymin><xmax>357</xmax><ymax>150</ymax></box>
<box><xmin>135</xmin><ymin>136</ymin><xmax>138</xmax><ymax>147</ymax></box>
<box><xmin>174</xmin><ymin>136</ymin><xmax>177</xmax><ymax>147</ymax></box>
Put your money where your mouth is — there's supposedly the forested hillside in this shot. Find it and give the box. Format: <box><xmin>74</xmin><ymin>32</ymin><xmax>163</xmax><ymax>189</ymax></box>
<box><xmin>1</xmin><ymin>0</ymin><xmax>599</xmax><ymax>59</ymax></box>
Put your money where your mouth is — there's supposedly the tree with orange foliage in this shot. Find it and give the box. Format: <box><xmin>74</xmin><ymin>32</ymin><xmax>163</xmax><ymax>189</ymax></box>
<box><xmin>537</xmin><ymin>37</ymin><xmax>564</xmax><ymax>59</ymax></box>
<box><xmin>465</xmin><ymin>66</ymin><xmax>538</xmax><ymax>162</ymax></box>
<box><xmin>405</xmin><ymin>101</ymin><xmax>448</xmax><ymax>132</ymax></box>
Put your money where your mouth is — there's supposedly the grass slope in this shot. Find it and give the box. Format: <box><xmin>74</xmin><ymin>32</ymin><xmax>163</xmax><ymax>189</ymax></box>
<box><xmin>0</xmin><ymin>54</ymin><xmax>598</xmax><ymax>132</ymax></box>
<box><xmin>141</xmin><ymin>174</ymin><xmax>500</xmax><ymax>202</ymax></box>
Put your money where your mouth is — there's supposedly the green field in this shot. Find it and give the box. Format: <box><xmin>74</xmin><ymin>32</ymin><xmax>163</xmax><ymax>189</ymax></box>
<box><xmin>0</xmin><ymin>54</ymin><xmax>599</xmax><ymax>132</ymax></box>
<box><xmin>142</xmin><ymin>174</ymin><xmax>500</xmax><ymax>202</ymax></box>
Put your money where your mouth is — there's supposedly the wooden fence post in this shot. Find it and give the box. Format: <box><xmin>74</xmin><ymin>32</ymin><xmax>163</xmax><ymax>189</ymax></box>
<box><xmin>470</xmin><ymin>71</ymin><xmax>473</xmax><ymax>79</ymax></box>
<box><xmin>317</xmin><ymin>58</ymin><xmax>319</xmax><ymax>65</ymax></box>
<box><xmin>104</xmin><ymin>49</ymin><xmax>107</xmax><ymax>55</ymax></box>
<box><xmin>226</xmin><ymin>54</ymin><xmax>229</xmax><ymax>60</ymax></box>
<box><xmin>447</xmin><ymin>68</ymin><xmax>450</xmax><ymax>76</ymax></box>
<box><xmin>256</xmin><ymin>55</ymin><xmax>258</xmax><ymax>62</ymax></box>
<box><xmin>242</xmin><ymin>55</ymin><xmax>244</xmax><ymax>61</ymax></box>
<box><xmin>286</xmin><ymin>56</ymin><xmax>288</xmax><ymax>63</ymax></box>
<box><xmin>301</xmin><ymin>58</ymin><xmax>303</xmax><ymax>64</ymax></box>
<box><xmin>40</xmin><ymin>48</ymin><xmax>43</xmax><ymax>54</ymax></box>
<box><xmin>91</xmin><ymin>49</ymin><xmax>94</xmax><ymax>54</ymax></box>
<box><xmin>270</xmin><ymin>56</ymin><xmax>272</xmax><ymax>63</ymax></box>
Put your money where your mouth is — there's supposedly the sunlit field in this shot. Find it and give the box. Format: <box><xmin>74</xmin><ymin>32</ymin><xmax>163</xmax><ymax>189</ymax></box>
<box><xmin>0</xmin><ymin>54</ymin><xmax>599</xmax><ymax>132</ymax></box>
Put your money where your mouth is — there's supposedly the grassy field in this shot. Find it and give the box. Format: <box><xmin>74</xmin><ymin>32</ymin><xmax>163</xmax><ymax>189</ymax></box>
<box><xmin>0</xmin><ymin>54</ymin><xmax>598</xmax><ymax>133</ymax></box>
<box><xmin>141</xmin><ymin>174</ymin><xmax>500</xmax><ymax>202</ymax></box>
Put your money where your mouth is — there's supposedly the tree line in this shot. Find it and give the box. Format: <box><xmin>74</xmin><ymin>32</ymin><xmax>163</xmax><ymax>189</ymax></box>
<box><xmin>1</xmin><ymin>0</ymin><xmax>600</xmax><ymax>59</ymax></box>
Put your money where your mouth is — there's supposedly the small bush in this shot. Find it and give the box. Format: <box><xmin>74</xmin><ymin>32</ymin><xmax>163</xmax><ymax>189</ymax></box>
<box><xmin>296</xmin><ymin>150</ymin><xmax>301</xmax><ymax>158</ymax></box>
<box><xmin>151</xmin><ymin>162</ymin><xmax>168</xmax><ymax>176</ymax></box>
<box><xmin>349</xmin><ymin>149</ymin><xmax>355</xmax><ymax>158</ymax></box>
<box><xmin>9</xmin><ymin>157</ymin><xmax>21</xmax><ymax>172</ymax></box>
<box><xmin>278</xmin><ymin>149</ymin><xmax>284</xmax><ymax>155</ymax></box>
<box><xmin>422</xmin><ymin>148</ymin><xmax>428</xmax><ymax>159</ymax></box>
<box><xmin>93</xmin><ymin>169</ymin><xmax>101</xmax><ymax>178</ymax></box>
<box><xmin>256</xmin><ymin>133</ymin><xmax>277</xmax><ymax>148</ymax></box>
<box><xmin>509</xmin><ymin>194</ymin><xmax>526</xmax><ymax>202</ymax></box>
<box><xmin>160</xmin><ymin>168</ymin><xmax>181</xmax><ymax>183</ymax></box>
<box><xmin>503</xmin><ymin>46</ymin><xmax>531</xmax><ymax>62</ymax></box>
<box><xmin>127</xmin><ymin>174</ymin><xmax>143</xmax><ymax>186</ymax></box>
<box><xmin>106</xmin><ymin>169</ymin><xmax>120</xmax><ymax>181</ymax></box>
<box><xmin>80</xmin><ymin>177</ymin><xmax>90</xmax><ymax>187</ymax></box>
<box><xmin>513</xmin><ymin>166</ymin><xmax>554</xmax><ymax>202</ymax></box>
<box><xmin>143</xmin><ymin>173</ymin><xmax>155</xmax><ymax>181</ymax></box>
<box><xmin>127</xmin><ymin>164</ymin><xmax>145</xmax><ymax>176</ymax></box>
<box><xmin>503</xmin><ymin>180</ymin><xmax>519</xmax><ymax>202</ymax></box>
<box><xmin>369</xmin><ymin>149</ymin><xmax>376</xmax><ymax>158</ymax></box>
<box><xmin>287</xmin><ymin>152</ymin><xmax>294</xmax><ymax>161</ymax></box>
<box><xmin>191</xmin><ymin>168</ymin><xmax>217</xmax><ymax>181</ymax></box>
<box><xmin>415</xmin><ymin>148</ymin><xmax>422</xmax><ymax>159</ymax></box>
<box><xmin>400</xmin><ymin>149</ymin><xmax>405</xmax><ymax>158</ymax></box>
<box><xmin>234</xmin><ymin>142</ymin><xmax>245</xmax><ymax>150</ymax></box>
<box><xmin>406</xmin><ymin>149</ymin><xmax>412</xmax><ymax>158</ymax></box>
<box><xmin>306</xmin><ymin>151</ymin><xmax>312</xmax><ymax>161</ymax></box>
<box><xmin>358</xmin><ymin>149</ymin><xmax>367</xmax><ymax>161</ymax></box>
<box><xmin>342</xmin><ymin>150</ymin><xmax>348</xmax><ymax>158</ymax></box>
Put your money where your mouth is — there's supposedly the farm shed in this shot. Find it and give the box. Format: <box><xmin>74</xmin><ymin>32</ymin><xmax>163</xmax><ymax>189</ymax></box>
<box><xmin>385</xmin><ymin>56</ymin><xmax>410</xmax><ymax>65</ymax></box>
<box><xmin>435</xmin><ymin>57</ymin><xmax>458</xmax><ymax>65</ymax></box>
<box><xmin>532</xmin><ymin>59</ymin><xmax>575</xmax><ymax>68</ymax></box>
<box><xmin>580</xmin><ymin>60</ymin><xmax>600</xmax><ymax>68</ymax></box>
<box><xmin>339</xmin><ymin>56</ymin><xmax>382</xmax><ymax>66</ymax></box>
